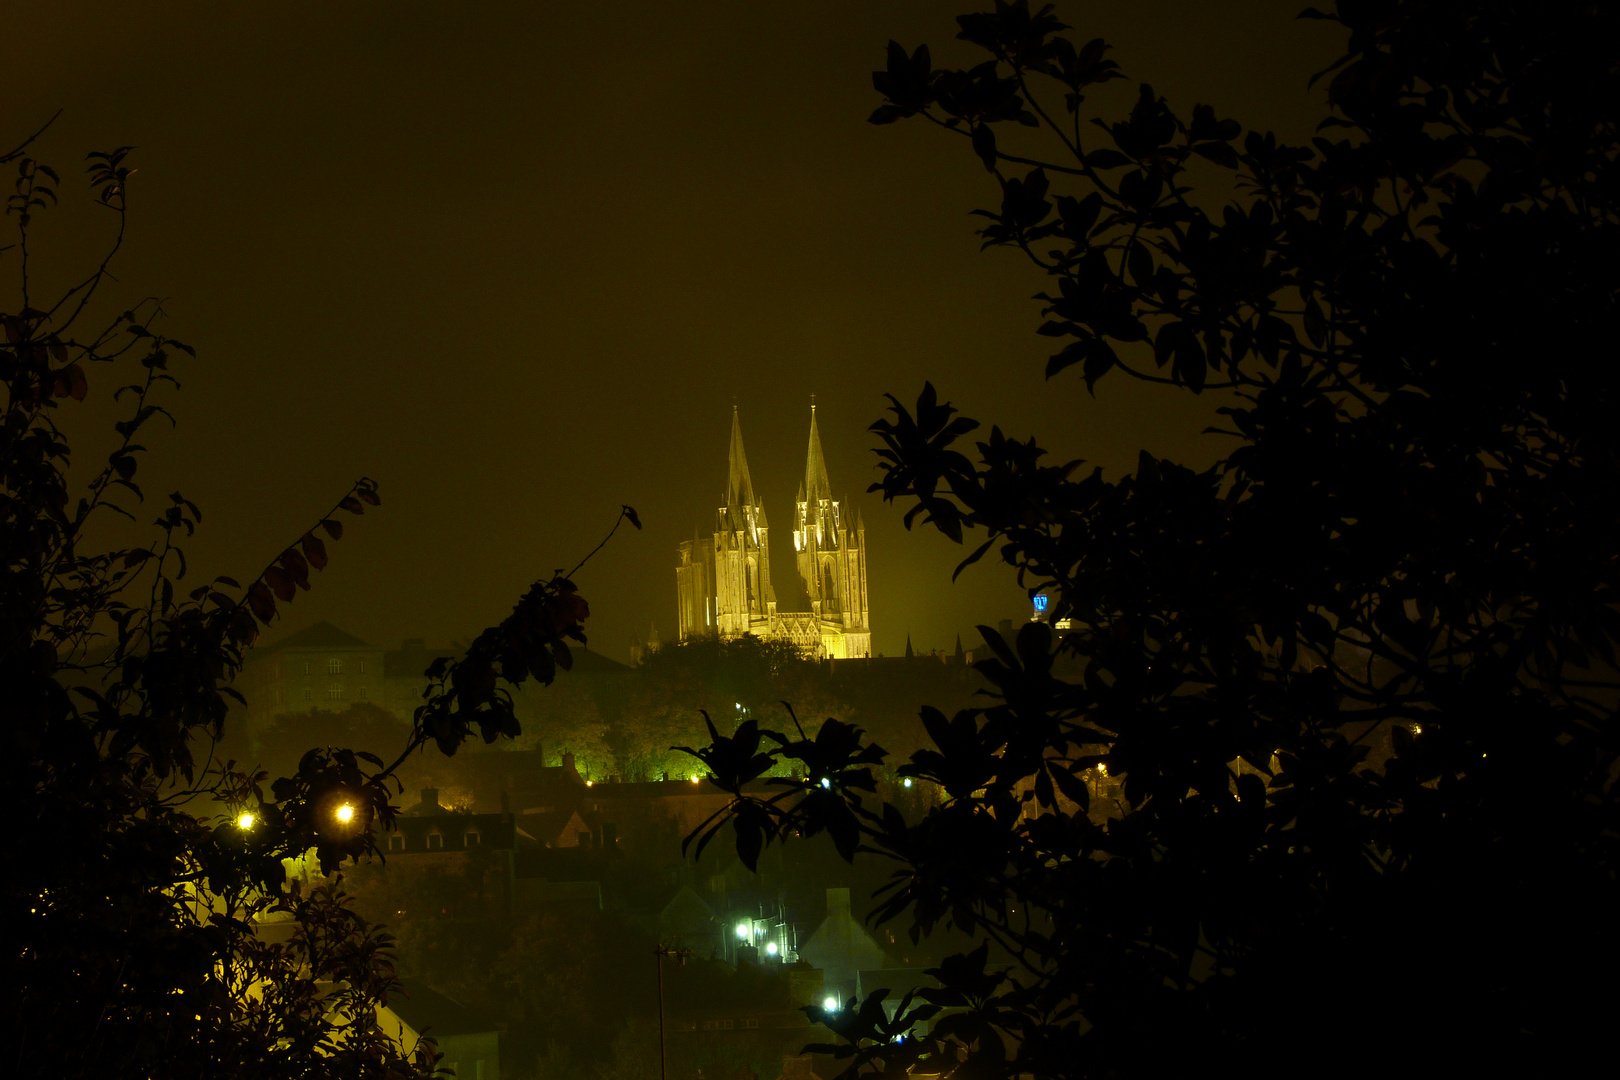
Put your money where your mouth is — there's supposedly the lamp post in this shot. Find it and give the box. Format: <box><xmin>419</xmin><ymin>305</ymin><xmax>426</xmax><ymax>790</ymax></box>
<box><xmin>653</xmin><ymin>945</ymin><xmax>691</xmax><ymax>1080</ymax></box>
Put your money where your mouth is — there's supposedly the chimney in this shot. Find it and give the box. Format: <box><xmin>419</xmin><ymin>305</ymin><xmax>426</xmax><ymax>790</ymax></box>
<box><xmin>563</xmin><ymin>751</ymin><xmax>577</xmax><ymax>776</ymax></box>
<box><xmin>422</xmin><ymin>787</ymin><xmax>440</xmax><ymax>811</ymax></box>
<box><xmin>826</xmin><ymin>887</ymin><xmax>851</xmax><ymax>917</ymax></box>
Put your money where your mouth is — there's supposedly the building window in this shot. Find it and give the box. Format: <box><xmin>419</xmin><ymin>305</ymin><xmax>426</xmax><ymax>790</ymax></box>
<box><xmin>464</xmin><ymin>829</ymin><xmax>481</xmax><ymax>848</ymax></box>
<box><xmin>388</xmin><ymin>833</ymin><xmax>405</xmax><ymax>852</ymax></box>
<box><xmin>355</xmin><ymin>685</ymin><xmax>369</xmax><ymax>700</ymax></box>
<box><xmin>327</xmin><ymin>658</ymin><xmax>341</xmax><ymax>675</ymax></box>
<box><xmin>426</xmin><ymin>831</ymin><xmax>443</xmax><ymax>851</ymax></box>
<box><xmin>358</xmin><ymin>660</ymin><xmax>368</xmax><ymax>675</ymax></box>
<box><xmin>328</xmin><ymin>685</ymin><xmax>343</xmax><ymax>701</ymax></box>
<box><xmin>303</xmin><ymin>688</ymin><xmax>313</xmax><ymax>702</ymax></box>
<box><xmin>302</xmin><ymin>660</ymin><xmax>311</xmax><ymax>676</ymax></box>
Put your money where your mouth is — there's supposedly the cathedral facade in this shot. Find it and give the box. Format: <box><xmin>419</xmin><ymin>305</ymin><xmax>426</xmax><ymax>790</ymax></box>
<box><xmin>676</xmin><ymin>406</ymin><xmax>872</xmax><ymax>659</ymax></box>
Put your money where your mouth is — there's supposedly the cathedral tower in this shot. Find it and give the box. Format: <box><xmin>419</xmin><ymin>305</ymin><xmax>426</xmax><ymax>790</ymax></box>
<box><xmin>794</xmin><ymin>404</ymin><xmax>871</xmax><ymax>658</ymax></box>
<box><xmin>674</xmin><ymin>405</ymin><xmax>871</xmax><ymax>659</ymax></box>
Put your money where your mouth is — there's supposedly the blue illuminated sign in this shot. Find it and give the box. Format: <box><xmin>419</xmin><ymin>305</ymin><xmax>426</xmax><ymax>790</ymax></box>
<box><xmin>1032</xmin><ymin>595</ymin><xmax>1049</xmax><ymax>613</ymax></box>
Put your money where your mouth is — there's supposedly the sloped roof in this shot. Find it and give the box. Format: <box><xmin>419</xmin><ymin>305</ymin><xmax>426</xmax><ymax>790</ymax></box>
<box><xmin>262</xmin><ymin>620</ymin><xmax>371</xmax><ymax>651</ymax></box>
<box><xmin>384</xmin><ymin>643</ymin><xmax>458</xmax><ymax>678</ymax></box>
<box><xmin>389</xmin><ymin>983</ymin><xmax>498</xmax><ymax>1037</ymax></box>
<box><xmin>800</xmin><ymin>888</ymin><xmax>890</xmax><ymax>985</ymax></box>
<box><xmin>382</xmin><ymin>643</ymin><xmax>629</xmax><ymax>679</ymax></box>
<box><xmin>521</xmin><ymin>808</ymin><xmax>589</xmax><ymax>847</ymax></box>
<box><xmin>563</xmin><ymin>646</ymin><xmax>633</xmax><ymax>676</ymax></box>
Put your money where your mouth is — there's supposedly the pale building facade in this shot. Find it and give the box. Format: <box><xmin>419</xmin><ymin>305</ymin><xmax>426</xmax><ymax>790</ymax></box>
<box><xmin>676</xmin><ymin>407</ymin><xmax>872</xmax><ymax>659</ymax></box>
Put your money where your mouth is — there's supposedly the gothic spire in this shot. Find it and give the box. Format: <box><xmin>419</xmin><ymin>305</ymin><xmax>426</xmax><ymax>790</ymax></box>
<box><xmin>805</xmin><ymin>401</ymin><xmax>832</xmax><ymax>504</ymax></box>
<box><xmin>726</xmin><ymin>406</ymin><xmax>757</xmax><ymax>511</ymax></box>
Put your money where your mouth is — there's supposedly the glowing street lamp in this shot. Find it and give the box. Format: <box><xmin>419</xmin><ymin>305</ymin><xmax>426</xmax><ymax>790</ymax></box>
<box><xmin>735</xmin><ymin>922</ymin><xmax>750</xmax><ymax>940</ymax></box>
<box><xmin>333</xmin><ymin>803</ymin><xmax>355</xmax><ymax>824</ymax></box>
<box><xmin>822</xmin><ymin>996</ymin><xmax>839</xmax><ymax>1013</ymax></box>
<box><xmin>236</xmin><ymin>812</ymin><xmax>256</xmax><ymax>830</ymax></box>
<box><xmin>765</xmin><ymin>942</ymin><xmax>779</xmax><ymax>957</ymax></box>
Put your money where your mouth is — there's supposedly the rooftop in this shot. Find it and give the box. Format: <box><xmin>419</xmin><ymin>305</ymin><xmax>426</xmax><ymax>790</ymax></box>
<box><xmin>260</xmin><ymin>620</ymin><xmax>371</xmax><ymax>651</ymax></box>
<box><xmin>389</xmin><ymin>983</ymin><xmax>499</xmax><ymax>1037</ymax></box>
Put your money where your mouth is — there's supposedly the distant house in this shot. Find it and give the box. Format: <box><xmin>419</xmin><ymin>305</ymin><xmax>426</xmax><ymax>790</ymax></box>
<box><xmin>400</xmin><ymin>749</ymin><xmax>592</xmax><ymax>817</ymax></box>
<box><xmin>382</xmin><ymin>637</ymin><xmax>460</xmax><ymax>719</ymax></box>
<box><xmin>799</xmin><ymin>888</ymin><xmax>891</xmax><ymax>1005</ymax></box>
<box><xmin>659</xmin><ymin>885</ymin><xmax>721</xmax><ymax>955</ymax></box>
<box><xmin>378</xmin><ymin>983</ymin><xmax>500</xmax><ymax>1080</ymax></box>
<box><xmin>239</xmin><ymin>621</ymin><xmax>387</xmax><ymax>726</ymax></box>
<box><xmin>520</xmin><ymin>807</ymin><xmax>591</xmax><ymax>849</ymax></box>
<box><xmin>386</xmin><ymin>787</ymin><xmax>526</xmax><ymax>856</ymax></box>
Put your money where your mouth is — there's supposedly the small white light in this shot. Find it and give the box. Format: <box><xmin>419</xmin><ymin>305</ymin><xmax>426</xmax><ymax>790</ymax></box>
<box><xmin>822</xmin><ymin>996</ymin><xmax>838</xmax><ymax>1012</ymax></box>
<box><xmin>735</xmin><ymin>702</ymin><xmax>743</xmax><ymax>711</ymax></box>
<box><xmin>334</xmin><ymin>803</ymin><xmax>355</xmax><ymax>824</ymax></box>
<box><xmin>586</xmin><ymin>780</ymin><xmax>594</xmax><ymax>787</ymax></box>
<box><xmin>902</xmin><ymin>778</ymin><xmax>912</xmax><ymax>788</ymax></box>
<box><xmin>691</xmin><ymin>776</ymin><xmax>700</xmax><ymax>784</ymax></box>
<box><xmin>236</xmin><ymin>812</ymin><xmax>255</xmax><ymax>830</ymax></box>
<box><xmin>820</xmin><ymin>777</ymin><xmax>831</xmax><ymax>790</ymax></box>
<box><xmin>766</xmin><ymin>942</ymin><xmax>778</xmax><ymax>956</ymax></box>
<box><xmin>736</xmin><ymin>923</ymin><xmax>750</xmax><ymax>939</ymax></box>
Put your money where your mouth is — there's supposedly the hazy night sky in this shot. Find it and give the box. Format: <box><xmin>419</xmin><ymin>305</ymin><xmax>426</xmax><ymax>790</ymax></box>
<box><xmin>10</xmin><ymin>1</ymin><xmax>1339</xmax><ymax>661</ymax></box>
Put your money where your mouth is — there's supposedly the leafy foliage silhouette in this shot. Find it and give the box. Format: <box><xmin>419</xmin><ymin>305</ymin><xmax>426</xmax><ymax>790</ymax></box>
<box><xmin>1</xmin><ymin>122</ymin><xmax>638</xmax><ymax>1078</ymax></box>
<box><xmin>686</xmin><ymin>2</ymin><xmax>1619</xmax><ymax>1077</ymax></box>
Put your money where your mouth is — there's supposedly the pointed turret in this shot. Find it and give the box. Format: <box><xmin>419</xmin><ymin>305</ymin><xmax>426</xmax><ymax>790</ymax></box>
<box><xmin>726</xmin><ymin>406</ymin><xmax>757</xmax><ymax>512</ymax></box>
<box><xmin>804</xmin><ymin>403</ymin><xmax>832</xmax><ymax>505</ymax></box>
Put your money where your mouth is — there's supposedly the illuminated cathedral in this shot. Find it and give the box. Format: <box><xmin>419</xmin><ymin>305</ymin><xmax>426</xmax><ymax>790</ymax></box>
<box><xmin>675</xmin><ymin>406</ymin><xmax>872</xmax><ymax>659</ymax></box>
